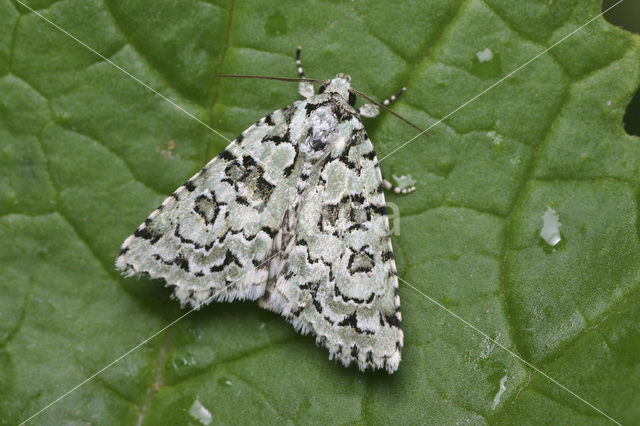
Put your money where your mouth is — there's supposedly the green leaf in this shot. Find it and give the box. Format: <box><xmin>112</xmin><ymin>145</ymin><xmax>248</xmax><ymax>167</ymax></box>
<box><xmin>1</xmin><ymin>0</ymin><xmax>639</xmax><ymax>424</ymax></box>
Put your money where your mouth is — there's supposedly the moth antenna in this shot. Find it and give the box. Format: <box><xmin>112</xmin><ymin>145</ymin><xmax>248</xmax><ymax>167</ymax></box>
<box><xmin>212</xmin><ymin>74</ymin><xmax>324</xmax><ymax>84</ymax></box>
<box><xmin>350</xmin><ymin>88</ymin><xmax>429</xmax><ymax>138</ymax></box>
<box><xmin>212</xmin><ymin>74</ymin><xmax>428</xmax><ymax>137</ymax></box>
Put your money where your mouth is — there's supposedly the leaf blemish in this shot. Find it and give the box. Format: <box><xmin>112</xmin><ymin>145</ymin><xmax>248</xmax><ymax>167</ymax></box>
<box><xmin>540</xmin><ymin>206</ymin><xmax>562</xmax><ymax>247</ymax></box>
<box><xmin>491</xmin><ymin>375</ymin><xmax>508</xmax><ymax>409</ymax></box>
<box><xmin>189</xmin><ymin>399</ymin><xmax>213</xmax><ymax>425</ymax></box>
<box><xmin>476</xmin><ymin>48</ymin><xmax>494</xmax><ymax>62</ymax></box>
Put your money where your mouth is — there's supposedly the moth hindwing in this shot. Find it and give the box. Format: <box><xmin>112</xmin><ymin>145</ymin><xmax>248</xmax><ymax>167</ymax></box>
<box><xmin>117</xmin><ymin>55</ymin><xmax>410</xmax><ymax>373</ymax></box>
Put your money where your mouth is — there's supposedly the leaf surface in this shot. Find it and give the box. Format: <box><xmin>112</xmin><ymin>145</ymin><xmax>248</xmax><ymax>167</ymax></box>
<box><xmin>1</xmin><ymin>0</ymin><xmax>639</xmax><ymax>424</ymax></box>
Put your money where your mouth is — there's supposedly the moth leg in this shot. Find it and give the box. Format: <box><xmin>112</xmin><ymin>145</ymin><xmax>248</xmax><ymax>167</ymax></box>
<box><xmin>358</xmin><ymin>87</ymin><xmax>407</xmax><ymax>118</ymax></box>
<box><xmin>381</xmin><ymin>86</ymin><xmax>407</xmax><ymax>107</ymax></box>
<box><xmin>383</xmin><ymin>177</ymin><xmax>415</xmax><ymax>194</ymax></box>
<box><xmin>296</xmin><ymin>46</ymin><xmax>315</xmax><ymax>98</ymax></box>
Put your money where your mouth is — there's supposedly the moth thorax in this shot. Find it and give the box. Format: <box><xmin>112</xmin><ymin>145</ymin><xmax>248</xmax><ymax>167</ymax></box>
<box><xmin>303</xmin><ymin>107</ymin><xmax>339</xmax><ymax>160</ymax></box>
<box><xmin>323</xmin><ymin>74</ymin><xmax>352</xmax><ymax>100</ymax></box>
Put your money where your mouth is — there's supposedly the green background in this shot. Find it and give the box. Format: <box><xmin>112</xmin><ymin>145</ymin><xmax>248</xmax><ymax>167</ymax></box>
<box><xmin>1</xmin><ymin>0</ymin><xmax>639</xmax><ymax>424</ymax></box>
<box><xmin>603</xmin><ymin>0</ymin><xmax>640</xmax><ymax>136</ymax></box>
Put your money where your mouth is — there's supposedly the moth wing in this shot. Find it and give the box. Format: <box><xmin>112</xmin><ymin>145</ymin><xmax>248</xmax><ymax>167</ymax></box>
<box><xmin>258</xmin><ymin>125</ymin><xmax>403</xmax><ymax>373</ymax></box>
<box><xmin>116</xmin><ymin>104</ymin><xmax>303</xmax><ymax>308</ymax></box>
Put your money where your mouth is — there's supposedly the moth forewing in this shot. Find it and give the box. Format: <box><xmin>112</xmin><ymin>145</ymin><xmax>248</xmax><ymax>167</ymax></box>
<box><xmin>117</xmin><ymin>53</ymin><xmax>414</xmax><ymax>373</ymax></box>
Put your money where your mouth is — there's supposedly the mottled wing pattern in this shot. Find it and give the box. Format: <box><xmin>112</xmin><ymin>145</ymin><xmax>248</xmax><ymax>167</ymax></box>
<box><xmin>117</xmin><ymin>79</ymin><xmax>405</xmax><ymax>373</ymax></box>
<box><xmin>116</xmin><ymin>103</ymin><xmax>303</xmax><ymax>307</ymax></box>
<box><xmin>258</xmin><ymin>122</ymin><xmax>403</xmax><ymax>373</ymax></box>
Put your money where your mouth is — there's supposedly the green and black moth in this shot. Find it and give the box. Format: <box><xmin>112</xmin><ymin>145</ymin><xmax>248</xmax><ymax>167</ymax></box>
<box><xmin>116</xmin><ymin>47</ymin><xmax>420</xmax><ymax>373</ymax></box>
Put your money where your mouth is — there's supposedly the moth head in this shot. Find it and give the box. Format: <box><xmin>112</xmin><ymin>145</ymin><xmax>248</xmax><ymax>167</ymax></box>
<box><xmin>210</xmin><ymin>72</ymin><xmax>428</xmax><ymax>138</ymax></box>
<box><xmin>320</xmin><ymin>74</ymin><xmax>352</xmax><ymax>102</ymax></box>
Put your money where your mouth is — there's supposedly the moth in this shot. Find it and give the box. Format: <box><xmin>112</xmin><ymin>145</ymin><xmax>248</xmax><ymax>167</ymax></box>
<box><xmin>116</xmin><ymin>47</ymin><xmax>419</xmax><ymax>373</ymax></box>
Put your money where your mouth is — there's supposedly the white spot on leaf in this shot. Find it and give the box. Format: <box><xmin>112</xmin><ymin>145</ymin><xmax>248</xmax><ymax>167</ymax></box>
<box><xmin>540</xmin><ymin>206</ymin><xmax>562</xmax><ymax>246</ymax></box>
<box><xmin>491</xmin><ymin>375</ymin><xmax>508</xmax><ymax>409</ymax></box>
<box><xmin>486</xmin><ymin>130</ymin><xmax>503</xmax><ymax>145</ymax></box>
<box><xmin>189</xmin><ymin>399</ymin><xmax>213</xmax><ymax>425</ymax></box>
<box><xmin>476</xmin><ymin>48</ymin><xmax>494</xmax><ymax>62</ymax></box>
